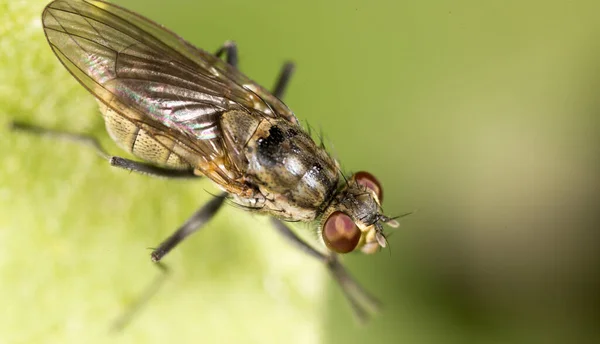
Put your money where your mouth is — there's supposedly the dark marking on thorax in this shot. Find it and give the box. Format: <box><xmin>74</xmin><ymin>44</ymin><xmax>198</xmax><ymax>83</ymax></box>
<box><xmin>257</xmin><ymin>125</ymin><xmax>292</xmax><ymax>167</ymax></box>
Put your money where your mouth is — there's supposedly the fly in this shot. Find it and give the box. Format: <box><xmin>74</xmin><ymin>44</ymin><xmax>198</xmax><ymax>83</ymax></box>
<box><xmin>12</xmin><ymin>0</ymin><xmax>404</xmax><ymax>325</ymax></box>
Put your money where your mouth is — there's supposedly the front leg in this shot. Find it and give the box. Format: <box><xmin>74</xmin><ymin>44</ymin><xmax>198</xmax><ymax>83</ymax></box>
<box><xmin>270</xmin><ymin>218</ymin><xmax>380</xmax><ymax>323</ymax></box>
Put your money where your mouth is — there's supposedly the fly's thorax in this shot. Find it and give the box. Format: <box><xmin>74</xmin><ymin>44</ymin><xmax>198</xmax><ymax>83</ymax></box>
<box><xmin>221</xmin><ymin>115</ymin><xmax>339</xmax><ymax>221</ymax></box>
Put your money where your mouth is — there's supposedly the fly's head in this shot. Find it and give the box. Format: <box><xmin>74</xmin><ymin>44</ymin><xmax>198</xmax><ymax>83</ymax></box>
<box><xmin>320</xmin><ymin>171</ymin><xmax>399</xmax><ymax>254</ymax></box>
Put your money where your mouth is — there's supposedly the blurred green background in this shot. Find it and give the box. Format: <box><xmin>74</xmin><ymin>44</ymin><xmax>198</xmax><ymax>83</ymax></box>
<box><xmin>1</xmin><ymin>0</ymin><xmax>599</xmax><ymax>343</ymax></box>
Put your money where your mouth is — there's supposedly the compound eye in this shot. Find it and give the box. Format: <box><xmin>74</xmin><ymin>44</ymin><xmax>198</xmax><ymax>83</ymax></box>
<box><xmin>322</xmin><ymin>211</ymin><xmax>361</xmax><ymax>253</ymax></box>
<box><xmin>354</xmin><ymin>171</ymin><xmax>383</xmax><ymax>201</ymax></box>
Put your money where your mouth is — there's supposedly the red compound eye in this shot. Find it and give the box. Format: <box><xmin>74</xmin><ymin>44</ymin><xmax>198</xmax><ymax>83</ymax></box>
<box><xmin>354</xmin><ymin>171</ymin><xmax>383</xmax><ymax>201</ymax></box>
<box><xmin>322</xmin><ymin>211</ymin><xmax>361</xmax><ymax>253</ymax></box>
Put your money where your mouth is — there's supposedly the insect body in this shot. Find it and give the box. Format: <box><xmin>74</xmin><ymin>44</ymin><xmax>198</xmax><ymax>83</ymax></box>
<box><xmin>34</xmin><ymin>0</ymin><xmax>401</xmax><ymax>322</ymax></box>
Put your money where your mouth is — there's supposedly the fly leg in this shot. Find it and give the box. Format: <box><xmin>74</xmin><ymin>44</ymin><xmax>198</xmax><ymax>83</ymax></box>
<box><xmin>10</xmin><ymin>121</ymin><xmax>225</xmax><ymax>329</ymax></box>
<box><xmin>272</xmin><ymin>62</ymin><xmax>295</xmax><ymax>100</ymax></box>
<box><xmin>214</xmin><ymin>40</ymin><xmax>294</xmax><ymax>100</ymax></box>
<box><xmin>9</xmin><ymin>121</ymin><xmax>198</xmax><ymax>179</ymax></box>
<box><xmin>12</xmin><ymin>119</ymin><xmax>228</xmax><ymax>260</ymax></box>
<box><xmin>150</xmin><ymin>192</ymin><xmax>227</xmax><ymax>262</ymax></box>
<box><xmin>214</xmin><ymin>40</ymin><xmax>238</xmax><ymax>67</ymax></box>
<box><xmin>112</xmin><ymin>192</ymin><xmax>227</xmax><ymax>331</ymax></box>
<box><xmin>270</xmin><ymin>218</ymin><xmax>381</xmax><ymax>323</ymax></box>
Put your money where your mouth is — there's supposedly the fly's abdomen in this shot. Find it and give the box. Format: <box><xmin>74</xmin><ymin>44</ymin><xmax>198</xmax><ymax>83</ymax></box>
<box><xmin>98</xmin><ymin>100</ymin><xmax>191</xmax><ymax>170</ymax></box>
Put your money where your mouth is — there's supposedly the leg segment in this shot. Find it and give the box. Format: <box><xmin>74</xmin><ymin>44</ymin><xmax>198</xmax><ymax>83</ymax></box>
<box><xmin>9</xmin><ymin>121</ymin><xmax>198</xmax><ymax>179</ymax></box>
<box><xmin>214</xmin><ymin>40</ymin><xmax>238</xmax><ymax>67</ymax></box>
<box><xmin>270</xmin><ymin>218</ymin><xmax>380</xmax><ymax>323</ymax></box>
<box><xmin>271</xmin><ymin>62</ymin><xmax>295</xmax><ymax>100</ymax></box>
<box><xmin>150</xmin><ymin>192</ymin><xmax>228</xmax><ymax>262</ymax></box>
<box><xmin>213</xmin><ymin>42</ymin><xmax>294</xmax><ymax>100</ymax></box>
<box><xmin>114</xmin><ymin>193</ymin><xmax>227</xmax><ymax>330</ymax></box>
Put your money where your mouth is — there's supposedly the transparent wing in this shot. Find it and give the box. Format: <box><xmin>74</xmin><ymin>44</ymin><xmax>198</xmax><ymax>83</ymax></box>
<box><xmin>42</xmin><ymin>0</ymin><xmax>296</xmax><ymax>189</ymax></box>
<box><xmin>42</xmin><ymin>0</ymin><xmax>297</xmax><ymax>123</ymax></box>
